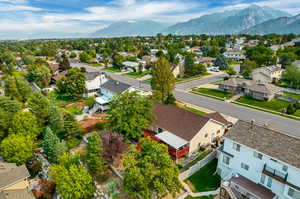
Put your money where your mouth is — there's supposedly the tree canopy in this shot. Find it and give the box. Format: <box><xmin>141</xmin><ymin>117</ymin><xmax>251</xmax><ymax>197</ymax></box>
<box><xmin>107</xmin><ymin>91</ymin><xmax>153</xmax><ymax>141</ymax></box>
<box><xmin>123</xmin><ymin>138</ymin><xmax>182</xmax><ymax>199</ymax></box>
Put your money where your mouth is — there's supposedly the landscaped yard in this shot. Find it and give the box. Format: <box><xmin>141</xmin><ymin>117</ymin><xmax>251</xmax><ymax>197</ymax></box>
<box><xmin>185</xmin><ymin>159</ymin><xmax>221</xmax><ymax>192</ymax></box>
<box><xmin>236</xmin><ymin>96</ymin><xmax>289</xmax><ymax>113</ymax></box>
<box><xmin>192</xmin><ymin>88</ymin><xmax>234</xmax><ymax>100</ymax></box>
<box><xmin>103</xmin><ymin>67</ymin><xmax>121</xmax><ymax>73</ymax></box>
<box><xmin>126</xmin><ymin>71</ymin><xmax>151</xmax><ymax>78</ymax></box>
<box><xmin>283</xmin><ymin>92</ymin><xmax>300</xmax><ymax>100</ymax></box>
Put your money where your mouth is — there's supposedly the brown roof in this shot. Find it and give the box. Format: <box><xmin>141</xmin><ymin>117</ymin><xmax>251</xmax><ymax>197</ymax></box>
<box><xmin>153</xmin><ymin>103</ymin><xmax>210</xmax><ymax>141</ymax></box>
<box><xmin>0</xmin><ymin>165</ymin><xmax>30</xmax><ymax>190</ymax></box>
<box><xmin>230</xmin><ymin>175</ymin><xmax>275</xmax><ymax>199</ymax></box>
<box><xmin>225</xmin><ymin>120</ymin><xmax>300</xmax><ymax>169</ymax></box>
<box><xmin>52</xmin><ymin>71</ymin><xmax>67</xmax><ymax>81</ymax></box>
<box><xmin>204</xmin><ymin>112</ymin><xmax>231</xmax><ymax>126</ymax></box>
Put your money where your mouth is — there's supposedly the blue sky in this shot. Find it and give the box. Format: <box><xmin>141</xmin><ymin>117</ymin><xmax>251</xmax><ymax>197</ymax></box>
<box><xmin>0</xmin><ymin>0</ymin><xmax>299</xmax><ymax>38</ymax></box>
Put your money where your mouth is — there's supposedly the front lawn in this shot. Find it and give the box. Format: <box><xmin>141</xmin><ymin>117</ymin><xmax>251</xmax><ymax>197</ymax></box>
<box><xmin>237</xmin><ymin>96</ymin><xmax>289</xmax><ymax>112</ymax></box>
<box><xmin>185</xmin><ymin>159</ymin><xmax>221</xmax><ymax>192</ymax></box>
<box><xmin>176</xmin><ymin>73</ymin><xmax>210</xmax><ymax>84</ymax></box>
<box><xmin>126</xmin><ymin>71</ymin><xmax>151</xmax><ymax>78</ymax></box>
<box><xmin>192</xmin><ymin>88</ymin><xmax>234</xmax><ymax>100</ymax></box>
<box><xmin>283</xmin><ymin>92</ymin><xmax>300</xmax><ymax>100</ymax></box>
<box><xmin>103</xmin><ymin>67</ymin><xmax>121</xmax><ymax>73</ymax></box>
<box><xmin>182</xmin><ymin>106</ymin><xmax>206</xmax><ymax>116</ymax></box>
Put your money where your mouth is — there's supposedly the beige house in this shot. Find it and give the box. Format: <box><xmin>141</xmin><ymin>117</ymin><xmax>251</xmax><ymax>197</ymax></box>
<box><xmin>252</xmin><ymin>65</ymin><xmax>284</xmax><ymax>84</ymax></box>
<box><xmin>147</xmin><ymin>103</ymin><xmax>231</xmax><ymax>158</ymax></box>
<box><xmin>0</xmin><ymin>163</ymin><xmax>34</xmax><ymax>199</ymax></box>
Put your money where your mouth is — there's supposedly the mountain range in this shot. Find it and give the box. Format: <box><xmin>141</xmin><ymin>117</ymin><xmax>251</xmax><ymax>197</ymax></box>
<box><xmin>93</xmin><ymin>5</ymin><xmax>299</xmax><ymax>37</ymax></box>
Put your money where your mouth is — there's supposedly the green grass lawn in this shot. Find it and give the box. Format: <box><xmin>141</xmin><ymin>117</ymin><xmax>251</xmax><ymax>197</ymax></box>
<box><xmin>103</xmin><ymin>67</ymin><xmax>121</xmax><ymax>73</ymax></box>
<box><xmin>89</xmin><ymin>63</ymin><xmax>102</xmax><ymax>67</ymax></box>
<box><xmin>176</xmin><ymin>73</ymin><xmax>210</xmax><ymax>84</ymax></box>
<box><xmin>185</xmin><ymin>195</ymin><xmax>215</xmax><ymax>199</ymax></box>
<box><xmin>185</xmin><ymin>159</ymin><xmax>221</xmax><ymax>192</ymax></box>
<box><xmin>126</xmin><ymin>71</ymin><xmax>150</xmax><ymax>78</ymax></box>
<box><xmin>237</xmin><ymin>96</ymin><xmax>289</xmax><ymax>112</ymax></box>
<box><xmin>192</xmin><ymin>88</ymin><xmax>234</xmax><ymax>99</ymax></box>
<box><xmin>181</xmin><ymin>106</ymin><xmax>206</xmax><ymax>116</ymax></box>
<box><xmin>284</xmin><ymin>92</ymin><xmax>300</xmax><ymax>100</ymax></box>
<box><xmin>48</xmin><ymin>91</ymin><xmax>76</xmax><ymax>106</ymax></box>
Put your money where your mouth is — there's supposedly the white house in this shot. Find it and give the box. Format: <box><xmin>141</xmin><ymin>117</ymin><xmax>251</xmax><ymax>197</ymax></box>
<box><xmin>122</xmin><ymin>61</ymin><xmax>141</xmax><ymax>72</ymax></box>
<box><xmin>223</xmin><ymin>50</ymin><xmax>246</xmax><ymax>61</ymax></box>
<box><xmin>217</xmin><ymin>120</ymin><xmax>300</xmax><ymax>199</ymax></box>
<box><xmin>84</xmin><ymin>72</ymin><xmax>108</xmax><ymax>98</ymax></box>
<box><xmin>252</xmin><ymin>65</ymin><xmax>284</xmax><ymax>84</ymax></box>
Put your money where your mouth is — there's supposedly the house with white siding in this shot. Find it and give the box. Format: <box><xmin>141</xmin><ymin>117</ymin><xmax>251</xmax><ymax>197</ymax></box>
<box><xmin>217</xmin><ymin>120</ymin><xmax>300</xmax><ymax>199</ymax></box>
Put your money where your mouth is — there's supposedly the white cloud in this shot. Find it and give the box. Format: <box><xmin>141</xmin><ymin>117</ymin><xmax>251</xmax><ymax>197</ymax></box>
<box><xmin>0</xmin><ymin>4</ymin><xmax>42</xmax><ymax>11</ymax></box>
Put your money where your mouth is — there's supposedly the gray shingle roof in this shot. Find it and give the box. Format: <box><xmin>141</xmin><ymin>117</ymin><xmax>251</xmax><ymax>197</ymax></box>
<box><xmin>101</xmin><ymin>79</ymin><xmax>131</xmax><ymax>94</ymax></box>
<box><xmin>249</xmin><ymin>83</ymin><xmax>282</xmax><ymax>94</ymax></box>
<box><xmin>85</xmin><ymin>72</ymin><xmax>101</xmax><ymax>81</ymax></box>
<box><xmin>0</xmin><ymin>165</ymin><xmax>30</xmax><ymax>190</ymax></box>
<box><xmin>225</xmin><ymin>120</ymin><xmax>300</xmax><ymax>169</ymax></box>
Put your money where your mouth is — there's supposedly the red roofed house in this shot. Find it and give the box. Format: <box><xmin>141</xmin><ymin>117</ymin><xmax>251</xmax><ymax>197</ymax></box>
<box><xmin>146</xmin><ymin>103</ymin><xmax>231</xmax><ymax>159</ymax></box>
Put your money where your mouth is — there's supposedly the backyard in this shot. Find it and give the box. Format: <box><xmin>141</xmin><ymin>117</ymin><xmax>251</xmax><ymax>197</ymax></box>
<box><xmin>179</xmin><ymin>150</ymin><xmax>212</xmax><ymax>171</ymax></box>
<box><xmin>191</xmin><ymin>88</ymin><xmax>234</xmax><ymax>100</ymax></box>
<box><xmin>185</xmin><ymin>159</ymin><xmax>221</xmax><ymax>193</ymax></box>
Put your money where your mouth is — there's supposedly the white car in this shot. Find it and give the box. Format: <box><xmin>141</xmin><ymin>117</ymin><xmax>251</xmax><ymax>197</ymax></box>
<box><xmin>210</xmin><ymin>67</ymin><xmax>220</xmax><ymax>72</ymax></box>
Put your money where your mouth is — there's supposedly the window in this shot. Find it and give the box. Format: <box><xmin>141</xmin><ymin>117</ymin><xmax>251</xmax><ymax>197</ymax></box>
<box><xmin>241</xmin><ymin>162</ymin><xmax>249</xmax><ymax>171</ymax></box>
<box><xmin>288</xmin><ymin>187</ymin><xmax>300</xmax><ymax>199</ymax></box>
<box><xmin>158</xmin><ymin>128</ymin><xmax>163</xmax><ymax>133</ymax></box>
<box><xmin>253</xmin><ymin>151</ymin><xmax>263</xmax><ymax>160</ymax></box>
<box><xmin>282</xmin><ymin>165</ymin><xmax>288</xmax><ymax>172</ymax></box>
<box><xmin>260</xmin><ymin>174</ymin><xmax>266</xmax><ymax>184</ymax></box>
<box><xmin>217</xmin><ymin>130</ymin><xmax>221</xmax><ymax>134</ymax></box>
<box><xmin>267</xmin><ymin>177</ymin><xmax>272</xmax><ymax>188</ymax></box>
<box><xmin>204</xmin><ymin>133</ymin><xmax>208</xmax><ymax>138</ymax></box>
<box><xmin>233</xmin><ymin>143</ymin><xmax>241</xmax><ymax>151</ymax></box>
<box><xmin>223</xmin><ymin>155</ymin><xmax>230</xmax><ymax>165</ymax></box>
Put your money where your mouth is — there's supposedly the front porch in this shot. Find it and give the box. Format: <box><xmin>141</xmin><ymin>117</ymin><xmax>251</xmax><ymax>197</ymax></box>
<box><xmin>144</xmin><ymin>130</ymin><xmax>190</xmax><ymax>159</ymax></box>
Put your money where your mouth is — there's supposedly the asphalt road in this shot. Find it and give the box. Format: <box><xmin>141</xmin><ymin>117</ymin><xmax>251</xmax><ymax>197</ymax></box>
<box><xmin>83</xmin><ymin>65</ymin><xmax>300</xmax><ymax>138</ymax></box>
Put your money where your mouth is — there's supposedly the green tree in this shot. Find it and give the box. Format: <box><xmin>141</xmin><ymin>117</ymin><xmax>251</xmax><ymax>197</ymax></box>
<box><xmin>69</xmin><ymin>52</ymin><xmax>77</xmax><ymax>58</ymax></box>
<box><xmin>49</xmin><ymin>153</ymin><xmax>95</xmax><ymax>199</ymax></box>
<box><xmin>279</xmin><ymin>53</ymin><xmax>296</xmax><ymax>68</ymax></box>
<box><xmin>246</xmin><ymin>46</ymin><xmax>275</xmax><ymax>66</ymax></box>
<box><xmin>240</xmin><ymin>59</ymin><xmax>257</xmax><ymax>79</ymax></box>
<box><xmin>79</xmin><ymin>52</ymin><xmax>92</xmax><ymax>63</ymax></box>
<box><xmin>86</xmin><ymin>132</ymin><xmax>107</xmax><ymax>175</ymax></box>
<box><xmin>226</xmin><ymin>66</ymin><xmax>236</xmax><ymax>76</ymax></box>
<box><xmin>123</xmin><ymin>139</ymin><xmax>182</xmax><ymax>199</ymax></box>
<box><xmin>0</xmin><ymin>97</ymin><xmax>22</xmax><ymax>139</ymax></box>
<box><xmin>43</xmin><ymin>127</ymin><xmax>67</xmax><ymax>163</ymax></box>
<box><xmin>151</xmin><ymin>57</ymin><xmax>176</xmax><ymax>103</ymax></box>
<box><xmin>60</xmin><ymin>111</ymin><xmax>83</xmax><ymax>140</ymax></box>
<box><xmin>27</xmin><ymin>62</ymin><xmax>51</xmax><ymax>88</ymax></box>
<box><xmin>9</xmin><ymin>110</ymin><xmax>40</xmax><ymax>138</ymax></box>
<box><xmin>281</xmin><ymin>65</ymin><xmax>300</xmax><ymax>89</ymax></box>
<box><xmin>214</xmin><ymin>55</ymin><xmax>228</xmax><ymax>70</ymax></box>
<box><xmin>1</xmin><ymin>134</ymin><xmax>33</xmax><ymax>165</ymax></box>
<box><xmin>4</xmin><ymin>73</ymin><xmax>32</xmax><ymax>102</ymax></box>
<box><xmin>107</xmin><ymin>91</ymin><xmax>153</xmax><ymax>140</ymax></box>
<box><xmin>59</xmin><ymin>54</ymin><xmax>71</xmax><ymax>71</ymax></box>
<box><xmin>56</xmin><ymin>68</ymin><xmax>87</xmax><ymax>99</ymax></box>
<box><xmin>22</xmin><ymin>55</ymin><xmax>35</xmax><ymax>65</ymax></box>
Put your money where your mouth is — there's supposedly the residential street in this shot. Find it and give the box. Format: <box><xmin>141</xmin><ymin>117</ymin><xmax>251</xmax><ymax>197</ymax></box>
<box><xmin>85</xmin><ymin>65</ymin><xmax>300</xmax><ymax>137</ymax></box>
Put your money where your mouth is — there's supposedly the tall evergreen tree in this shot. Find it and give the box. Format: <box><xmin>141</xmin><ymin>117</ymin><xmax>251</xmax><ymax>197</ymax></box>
<box><xmin>151</xmin><ymin>57</ymin><xmax>176</xmax><ymax>103</ymax></box>
<box><xmin>59</xmin><ymin>54</ymin><xmax>71</xmax><ymax>71</ymax></box>
<box><xmin>86</xmin><ymin>132</ymin><xmax>107</xmax><ymax>175</ymax></box>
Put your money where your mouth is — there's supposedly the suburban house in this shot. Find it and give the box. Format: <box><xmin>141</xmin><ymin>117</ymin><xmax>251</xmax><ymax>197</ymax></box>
<box><xmin>292</xmin><ymin>60</ymin><xmax>300</xmax><ymax>68</ymax></box>
<box><xmin>83</xmin><ymin>71</ymin><xmax>108</xmax><ymax>98</ymax></box>
<box><xmin>252</xmin><ymin>65</ymin><xmax>284</xmax><ymax>84</ymax></box>
<box><xmin>145</xmin><ymin>103</ymin><xmax>232</xmax><ymax>159</ymax></box>
<box><xmin>223</xmin><ymin>49</ymin><xmax>246</xmax><ymax>61</ymax></box>
<box><xmin>217</xmin><ymin>120</ymin><xmax>300</xmax><ymax>199</ymax></box>
<box><xmin>196</xmin><ymin>56</ymin><xmax>216</xmax><ymax>67</ymax></box>
<box><xmin>90</xmin><ymin>79</ymin><xmax>132</xmax><ymax>113</ymax></box>
<box><xmin>219</xmin><ymin>78</ymin><xmax>283</xmax><ymax>101</ymax></box>
<box><xmin>0</xmin><ymin>162</ymin><xmax>35</xmax><ymax>199</ymax></box>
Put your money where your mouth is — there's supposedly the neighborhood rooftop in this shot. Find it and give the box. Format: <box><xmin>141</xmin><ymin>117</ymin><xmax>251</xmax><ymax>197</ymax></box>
<box><xmin>0</xmin><ymin>164</ymin><xmax>30</xmax><ymax>190</ymax></box>
<box><xmin>101</xmin><ymin>79</ymin><xmax>131</xmax><ymax>94</ymax></box>
<box><xmin>225</xmin><ymin>120</ymin><xmax>300</xmax><ymax>169</ymax></box>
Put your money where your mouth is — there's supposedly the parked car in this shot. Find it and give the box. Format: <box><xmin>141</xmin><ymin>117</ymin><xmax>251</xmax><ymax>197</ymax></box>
<box><xmin>210</xmin><ymin>67</ymin><xmax>220</xmax><ymax>72</ymax></box>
